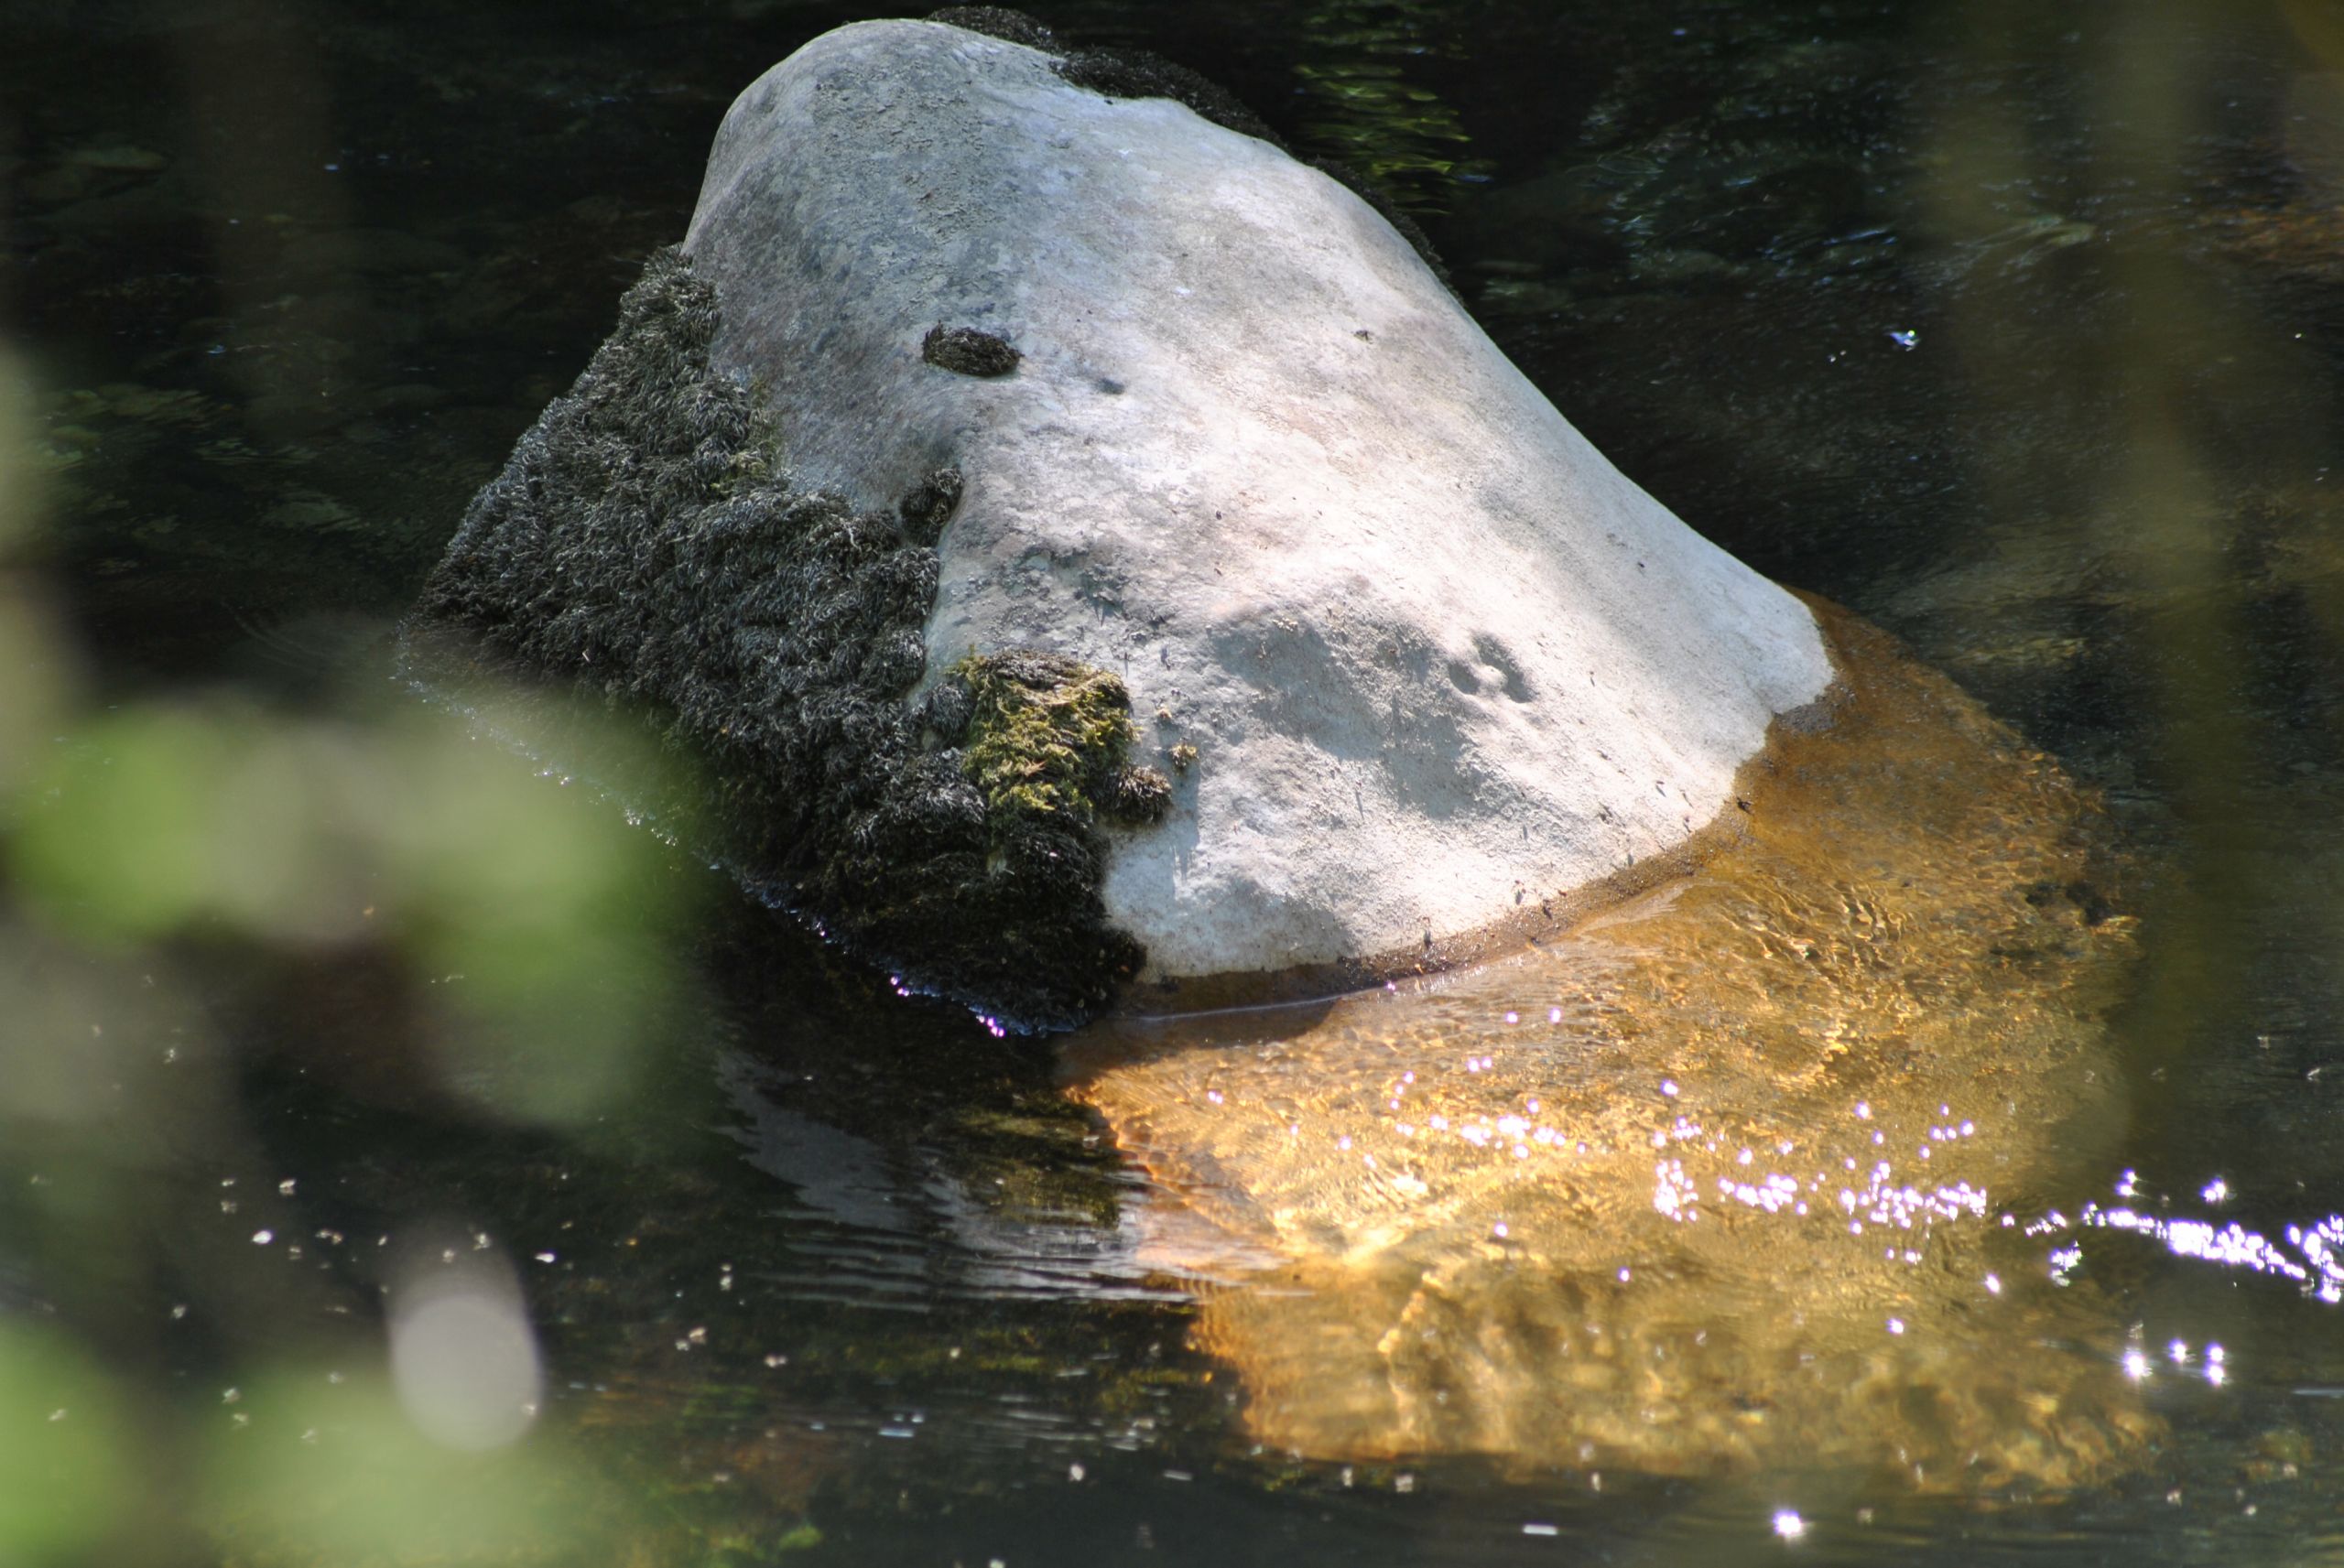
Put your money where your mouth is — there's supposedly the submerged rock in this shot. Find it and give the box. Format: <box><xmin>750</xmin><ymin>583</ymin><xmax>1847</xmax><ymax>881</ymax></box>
<box><xmin>1066</xmin><ymin>606</ymin><xmax>2152</xmax><ymax>1487</ymax></box>
<box><xmin>414</xmin><ymin>15</ymin><xmax>1832</xmax><ymax>1023</ymax></box>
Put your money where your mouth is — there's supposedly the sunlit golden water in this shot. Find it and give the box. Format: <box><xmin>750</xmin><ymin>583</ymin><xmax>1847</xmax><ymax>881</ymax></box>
<box><xmin>1067</xmin><ymin>602</ymin><xmax>2155</xmax><ymax>1488</ymax></box>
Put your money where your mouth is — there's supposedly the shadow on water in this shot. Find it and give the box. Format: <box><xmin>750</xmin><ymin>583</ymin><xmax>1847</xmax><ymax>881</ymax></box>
<box><xmin>10</xmin><ymin>0</ymin><xmax>2344</xmax><ymax>1563</ymax></box>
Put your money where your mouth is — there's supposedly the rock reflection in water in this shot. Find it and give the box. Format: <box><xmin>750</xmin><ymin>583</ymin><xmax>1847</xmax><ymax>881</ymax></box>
<box><xmin>1065</xmin><ymin>604</ymin><xmax>2155</xmax><ymax>1489</ymax></box>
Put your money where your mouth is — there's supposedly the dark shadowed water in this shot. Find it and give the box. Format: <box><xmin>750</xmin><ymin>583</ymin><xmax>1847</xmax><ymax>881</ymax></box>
<box><xmin>7</xmin><ymin>0</ymin><xmax>2344</xmax><ymax>1563</ymax></box>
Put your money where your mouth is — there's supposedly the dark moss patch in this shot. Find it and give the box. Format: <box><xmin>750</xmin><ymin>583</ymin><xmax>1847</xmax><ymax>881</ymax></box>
<box><xmin>407</xmin><ymin>248</ymin><xmax>1145</xmax><ymax>1029</ymax></box>
<box><xmin>925</xmin><ymin>5</ymin><xmax>1058</xmax><ymax>51</ymax></box>
<box><xmin>1105</xmin><ymin>763</ymin><xmax>1173</xmax><ymax>821</ymax></box>
<box><xmin>922</xmin><ymin>325</ymin><xmax>1021</xmax><ymax>377</ymax></box>
<box><xmin>896</xmin><ymin>464</ymin><xmax>965</xmax><ymax>546</ymax></box>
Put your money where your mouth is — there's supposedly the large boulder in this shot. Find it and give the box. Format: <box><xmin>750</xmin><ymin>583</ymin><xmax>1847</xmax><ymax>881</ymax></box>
<box><xmin>413</xmin><ymin>14</ymin><xmax>1832</xmax><ymax>1025</ymax></box>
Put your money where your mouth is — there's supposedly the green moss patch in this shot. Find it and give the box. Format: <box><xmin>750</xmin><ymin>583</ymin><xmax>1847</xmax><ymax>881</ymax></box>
<box><xmin>953</xmin><ymin>652</ymin><xmax>1169</xmax><ymax>830</ymax></box>
<box><xmin>406</xmin><ymin>248</ymin><xmax>1151</xmax><ymax>1028</ymax></box>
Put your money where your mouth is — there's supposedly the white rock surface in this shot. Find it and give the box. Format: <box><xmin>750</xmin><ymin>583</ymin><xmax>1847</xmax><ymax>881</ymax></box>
<box><xmin>681</xmin><ymin>18</ymin><xmax>1834</xmax><ymax>984</ymax></box>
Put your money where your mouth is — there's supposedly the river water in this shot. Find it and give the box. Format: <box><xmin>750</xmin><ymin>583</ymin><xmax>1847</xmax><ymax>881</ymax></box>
<box><xmin>6</xmin><ymin>0</ymin><xmax>2344</xmax><ymax>1563</ymax></box>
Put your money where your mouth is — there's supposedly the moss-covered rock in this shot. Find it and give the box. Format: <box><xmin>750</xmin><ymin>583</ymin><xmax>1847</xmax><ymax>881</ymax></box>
<box><xmin>407</xmin><ymin>249</ymin><xmax>1145</xmax><ymax>1028</ymax></box>
<box><xmin>667</xmin><ymin>19</ymin><xmax>1830</xmax><ymax>989</ymax></box>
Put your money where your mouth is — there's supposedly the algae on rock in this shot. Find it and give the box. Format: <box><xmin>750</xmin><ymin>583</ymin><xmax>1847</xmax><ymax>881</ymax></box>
<box><xmin>407</xmin><ymin>247</ymin><xmax>1152</xmax><ymax>1028</ymax></box>
<box><xmin>952</xmin><ymin>653</ymin><xmax>1169</xmax><ymax>831</ymax></box>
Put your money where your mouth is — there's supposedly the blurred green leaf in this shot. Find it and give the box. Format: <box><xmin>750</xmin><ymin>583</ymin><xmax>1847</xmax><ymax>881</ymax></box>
<box><xmin>8</xmin><ymin>696</ymin><xmax>694</xmax><ymax>1126</ymax></box>
<box><xmin>0</xmin><ymin>591</ymin><xmax>74</xmax><ymax>822</ymax></box>
<box><xmin>200</xmin><ymin>1368</ymin><xmax>594</xmax><ymax>1565</ymax></box>
<box><xmin>0</xmin><ymin>1324</ymin><xmax>136</xmax><ymax>1561</ymax></box>
<box><xmin>10</xmin><ymin>705</ymin><xmax>255</xmax><ymax>941</ymax></box>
